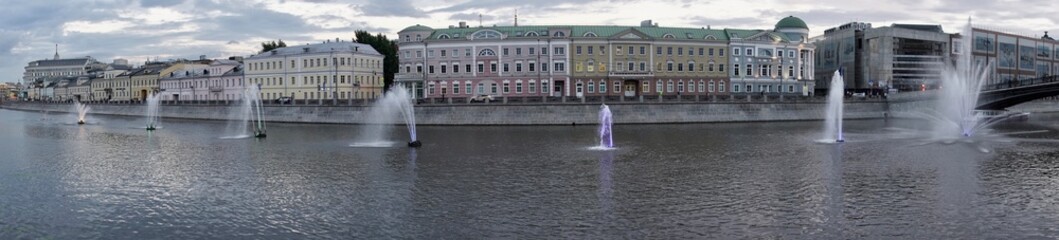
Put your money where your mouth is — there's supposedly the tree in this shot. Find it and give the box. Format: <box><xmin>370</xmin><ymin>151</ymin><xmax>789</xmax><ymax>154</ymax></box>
<box><xmin>260</xmin><ymin>39</ymin><xmax>287</xmax><ymax>53</ymax></box>
<box><xmin>354</xmin><ymin>31</ymin><xmax>398</xmax><ymax>90</ymax></box>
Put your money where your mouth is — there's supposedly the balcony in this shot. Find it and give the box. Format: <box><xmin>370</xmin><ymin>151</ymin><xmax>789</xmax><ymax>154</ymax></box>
<box><xmin>209</xmin><ymin>86</ymin><xmax>224</xmax><ymax>92</ymax></box>
<box><xmin>608</xmin><ymin>71</ymin><xmax>654</xmax><ymax>78</ymax></box>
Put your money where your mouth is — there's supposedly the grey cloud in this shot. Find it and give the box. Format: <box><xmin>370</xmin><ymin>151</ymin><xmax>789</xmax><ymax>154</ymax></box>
<box><xmin>449</xmin><ymin>13</ymin><xmax>496</xmax><ymax>21</ymax></box>
<box><xmin>356</xmin><ymin>0</ymin><xmax>425</xmax><ymax>17</ymax></box>
<box><xmin>687</xmin><ymin>17</ymin><xmax>769</xmax><ymax>29</ymax></box>
<box><xmin>139</xmin><ymin>0</ymin><xmax>186</xmax><ymax>8</ymax></box>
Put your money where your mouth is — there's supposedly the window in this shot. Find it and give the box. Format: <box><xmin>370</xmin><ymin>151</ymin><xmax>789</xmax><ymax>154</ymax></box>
<box><xmin>667</xmin><ymin>62</ymin><xmax>674</xmax><ymax>71</ymax></box>
<box><xmin>600</xmin><ymin>81</ymin><xmax>608</xmax><ymax>93</ymax></box>
<box><xmin>441</xmin><ymin>50</ymin><xmax>447</xmax><ymax>57</ymax></box>
<box><xmin>453</xmin><ymin>64</ymin><xmax>460</xmax><ymax>73</ymax></box>
<box><xmin>588</xmin><ymin>46</ymin><xmax>594</xmax><ymax>54</ymax></box>
<box><xmin>719</xmin><ymin>82</ymin><xmax>726</xmax><ymax>92</ymax></box>
<box><xmin>472</xmin><ymin>30</ymin><xmax>501</xmax><ymax>40</ymax></box>
<box><xmin>688</xmin><ymin>62</ymin><xmax>695</xmax><ymax>72</ymax></box>
<box><xmin>429</xmin><ymin>65</ymin><xmax>435</xmax><ymax>74</ymax></box>
<box><xmin>734</xmin><ymin>64</ymin><xmax>739</xmax><ymax>76</ymax></box>
<box><xmin>788</xmin><ymin>66</ymin><xmax>794</xmax><ymax>78</ymax></box>
<box><xmin>554</xmin><ymin>47</ymin><xmax>563</xmax><ymax>55</ymax></box>
<box><xmin>491</xmin><ymin>83</ymin><xmax>498</xmax><ymax>93</ymax></box>
<box><xmin>678</xmin><ymin>81</ymin><xmax>684</xmax><ymax>92</ymax></box>
<box><xmin>490</xmin><ymin>63</ymin><xmax>497</xmax><ymax>72</ymax></box>
<box><xmin>699</xmin><ymin>48</ymin><xmax>705</xmax><ymax>56</ymax></box>
<box><xmin>516</xmin><ymin>63</ymin><xmax>522</xmax><ymax>72</ymax></box>
<box><xmin>719</xmin><ymin>49</ymin><xmax>725</xmax><ymax>56</ymax></box>
<box><xmin>689</xmin><ymin>81</ymin><xmax>696</xmax><ymax>92</ymax></box>
<box><xmin>656</xmin><ymin>81</ymin><xmax>663</xmax><ymax>93</ymax></box>
<box><xmin>577</xmin><ymin>46</ymin><xmax>582</xmax><ymax>55</ymax></box>
<box><xmin>477</xmin><ymin>83</ymin><xmax>485</xmax><ymax>93</ymax></box>
<box><xmin>441</xmin><ymin>65</ymin><xmax>447</xmax><ymax>73</ymax></box>
<box><xmin>640</xmin><ymin>47</ymin><xmax>646</xmax><ymax>55</ymax></box>
<box><xmin>466</xmin><ymin>64</ymin><xmax>472</xmax><ymax>73</ymax></box>
<box><xmin>542</xmin><ymin>81</ymin><xmax>549</xmax><ymax>94</ymax></box>
<box><xmin>677</xmin><ymin>63</ymin><xmax>684</xmax><ymax>72</ymax></box>
<box><xmin>642</xmin><ymin>81</ymin><xmax>650</xmax><ymax>93</ymax></box>
<box><xmin>663</xmin><ymin>34</ymin><xmax>675</xmax><ymax>39</ymax></box>
<box><xmin>733</xmin><ymin>84</ymin><xmax>740</xmax><ymax>92</ymax></box>
<box><xmin>746</xmin><ymin>48</ymin><xmax>753</xmax><ymax>56</ymax></box>
<box><xmin>707</xmin><ymin>81</ymin><xmax>714</xmax><ymax>92</ymax></box>
<box><xmin>428</xmin><ymin>82</ymin><xmax>435</xmax><ymax>95</ymax></box>
<box><xmin>466</xmin><ymin>83</ymin><xmax>473</xmax><ymax>94</ymax></box>
<box><xmin>553</xmin><ymin>31</ymin><xmax>565</xmax><ymax>37</ymax></box>
<box><xmin>640</xmin><ymin>62</ymin><xmax>647</xmax><ymax>71</ymax></box>
<box><xmin>667</xmin><ymin>47</ymin><xmax>673</xmax><ymax>55</ymax></box>
<box><xmin>588</xmin><ymin>81</ymin><xmax>595</xmax><ymax>93</ymax></box>
<box><xmin>503</xmin><ymin>63</ymin><xmax>510</xmax><ymax>72</ymax></box>
<box><xmin>529</xmin><ymin>81</ymin><xmax>536</xmax><ymax>93</ymax></box>
<box><xmin>516</xmin><ymin>82</ymin><xmax>523</xmax><ymax>93</ymax></box>
<box><xmin>529</xmin><ymin>63</ymin><xmax>536</xmax><ymax>72</ymax></box>
<box><xmin>503</xmin><ymin>82</ymin><xmax>510</xmax><ymax>93</ymax></box>
<box><xmin>746</xmin><ymin>64</ymin><xmax>753</xmax><ymax>76</ymax></box>
<box><xmin>477</xmin><ymin>63</ymin><xmax>484</xmax><ymax>73</ymax></box>
<box><xmin>554</xmin><ymin>62</ymin><xmax>565</xmax><ymax>72</ymax></box>
<box><xmin>719</xmin><ymin>64</ymin><xmax>725</xmax><ymax>73</ymax></box>
<box><xmin>584</xmin><ymin>32</ymin><xmax>597</xmax><ymax>37</ymax></box>
<box><xmin>479</xmin><ymin>49</ymin><xmax>496</xmax><ymax>56</ymax></box>
<box><xmin>656</xmin><ymin>47</ymin><xmax>662</xmax><ymax>55</ymax></box>
<box><xmin>503</xmin><ymin>48</ymin><xmax>509</xmax><ymax>55</ymax></box>
<box><xmin>667</xmin><ymin>81</ymin><xmax>674</xmax><ymax>92</ymax></box>
<box><xmin>789</xmin><ymin>85</ymin><xmax>795</xmax><ymax>93</ymax></box>
<box><xmin>628</xmin><ymin>62</ymin><xmax>635</xmax><ymax>71</ymax></box>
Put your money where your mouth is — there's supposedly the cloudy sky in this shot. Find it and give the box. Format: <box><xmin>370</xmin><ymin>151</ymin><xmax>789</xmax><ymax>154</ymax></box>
<box><xmin>2</xmin><ymin>0</ymin><xmax>1056</xmax><ymax>83</ymax></box>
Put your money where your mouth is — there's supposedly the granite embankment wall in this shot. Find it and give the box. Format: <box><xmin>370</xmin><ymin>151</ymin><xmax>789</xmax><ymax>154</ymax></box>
<box><xmin>1</xmin><ymin>101</ymin><xmax>891</xmax><ymax>125</ymax></box>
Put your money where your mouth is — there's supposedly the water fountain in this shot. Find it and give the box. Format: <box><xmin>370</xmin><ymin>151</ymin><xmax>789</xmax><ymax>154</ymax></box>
<box><xmin>73</xmin><ymin>101</ymin><xmax>90</xmax><ymax>125</ymax></box>
<box><xmin>928</xmin><ymin>18</ymin><xmax>1025</xmax><ymax>140</ymax></box>
<box><xmin>822</xmin><ymin>71</ymin><xmax>845</xmax><ymax>143</ymax></box>
<box><xmin>222</xmin><ymin>87</ymin><xmax>267</xmax><ymax>139</ymax></box>
<box><xmin>145</xmin><ymin>93</ymin><xmax>161</xmax><ymax>131</ymax></box>
<box><xmin>351</xmin><ymin>85</ymin><xmax>419</xmax><ymax>148</ymax></box>
<box><xmin>599</xmin><ymin>104</ymin><xmax>614</xmax><ymax>148</ymax></box>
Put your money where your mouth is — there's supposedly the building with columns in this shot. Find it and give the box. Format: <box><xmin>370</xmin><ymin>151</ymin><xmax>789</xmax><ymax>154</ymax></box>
<box><xmin>396</xmin><ymin>17</ymin><xmax>815</xmax><ymax>99</ymax></box>
<box><xmin>244</xmin><ymin>40</ymin><xmax>385</xmax><ymax>102</ymax></box>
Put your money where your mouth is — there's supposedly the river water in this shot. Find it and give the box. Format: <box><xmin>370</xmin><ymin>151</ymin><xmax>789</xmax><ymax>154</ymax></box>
<box><xmin>2</xmin><ymin>109</ymin><xmax>1058</xmax><ymax>239</ymax></box>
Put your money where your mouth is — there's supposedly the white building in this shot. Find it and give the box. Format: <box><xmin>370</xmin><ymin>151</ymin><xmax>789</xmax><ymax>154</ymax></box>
<box><xmin>244</xmin><ymin>40</ymin><xmax>385</xmax><ymax>102</ymax></box>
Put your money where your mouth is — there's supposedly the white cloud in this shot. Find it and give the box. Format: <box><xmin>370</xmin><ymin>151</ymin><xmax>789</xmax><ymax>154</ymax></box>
<box><xmin>62</xmin><ymin>20</ymin><xmax>136</xmax><ymax>34</ymax></box>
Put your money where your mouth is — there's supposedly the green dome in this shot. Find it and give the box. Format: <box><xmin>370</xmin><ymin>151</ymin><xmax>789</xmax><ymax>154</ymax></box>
<box><xmin>775</xmin><ymin>16</ymin><xmax>808</xmax><ymax>30</ymax></box>
<box><xmin>399</xmin><ymin>24</ymin><xmax>433</xmax><ymax>33</ymax></box>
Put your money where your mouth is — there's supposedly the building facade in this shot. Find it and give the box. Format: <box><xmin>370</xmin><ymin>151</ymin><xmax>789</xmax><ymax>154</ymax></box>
<box><xmin>970</xmin><ymin>29</ymin><xmax>1058</xmax><ymax>87</ymax></box>
<box><xmin>397</xmin><ymin>17</ymin><xmax>814</xmax><ymax>99</ymax></box>
<box><xmin>244</xmin><ymin>40</ymin><xmax>385</xmax><ymax>102</ymax></box>
<box><xmin>812</xmin><ymin>22</ymin><xmax>951</xmax><ymax>92</ymax></box>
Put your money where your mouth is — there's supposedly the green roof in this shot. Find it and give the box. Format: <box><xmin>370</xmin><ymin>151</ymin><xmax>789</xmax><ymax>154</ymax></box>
<box><xmin>427</xmin><ymin>25</ymin><xmax>732</xmax><ymax>41</ymax></box>
<box><xmin>775</xmin><ymin>16</ymin><xmax>808</xmax><ymax>30</ymax></box>
<box><xmin>398</xmin><ymin>24</ymin><xmax>434</xmax><ymax>33</ymax></box>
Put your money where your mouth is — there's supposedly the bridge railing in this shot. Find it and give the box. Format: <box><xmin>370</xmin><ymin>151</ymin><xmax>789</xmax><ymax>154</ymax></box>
<box><xmin>982</xmin><ymin>75</ymin><xmax>1059</xmax><ymax>91</ymax></box>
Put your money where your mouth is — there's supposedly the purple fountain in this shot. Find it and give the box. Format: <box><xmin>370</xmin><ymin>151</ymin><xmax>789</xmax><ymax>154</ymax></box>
<box><xmin>599</xmin><ymin>104</ymin><xmax>614</xmax><ymax>148</ymax></box>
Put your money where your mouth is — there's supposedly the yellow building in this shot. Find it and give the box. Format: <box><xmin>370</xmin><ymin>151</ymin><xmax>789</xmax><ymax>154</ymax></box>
<box><xmin>245</xmin><ymin>40</ymin><xmax>385</xmax><ymax>102</ymax></box>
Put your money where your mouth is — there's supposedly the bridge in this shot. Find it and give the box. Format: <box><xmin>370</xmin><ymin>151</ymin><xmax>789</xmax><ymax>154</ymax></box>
<box><xmin>978</xmin><ymin>75</ymin><xmax>1059</xmax><ymax>110</ymax></box>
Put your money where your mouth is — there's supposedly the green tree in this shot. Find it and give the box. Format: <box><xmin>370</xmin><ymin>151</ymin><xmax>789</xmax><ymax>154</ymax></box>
<box><xmin>260</xmin><ymin>39</ymin><xmax>287</xmax><ymax>53</ymax></box>
<box><xmin>354</xmin><ymin>31</ymin><xmax>398</xmax><ymax>90</ymax></box>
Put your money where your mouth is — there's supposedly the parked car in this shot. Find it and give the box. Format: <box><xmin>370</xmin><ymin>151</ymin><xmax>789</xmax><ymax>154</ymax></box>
<box><xmin>470</xmin><ymin>95</ymin><xmax>494</xmax><ymax>103</ymax></box>
<box><xmin>274</xmin><ymin>96</ymin><xmax>292</xmax><ymax>104</ymax></box>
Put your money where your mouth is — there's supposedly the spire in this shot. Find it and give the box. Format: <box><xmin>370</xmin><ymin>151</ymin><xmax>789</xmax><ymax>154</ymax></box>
<box><xmin>53</xmin><ymin>44</ymin><xmax>59</xmax><ymax>60</ymax></box>
<box><xmin>514</xmin><ymin>9</ymin><xmax>518</xmax><ymax>27</ymax></box>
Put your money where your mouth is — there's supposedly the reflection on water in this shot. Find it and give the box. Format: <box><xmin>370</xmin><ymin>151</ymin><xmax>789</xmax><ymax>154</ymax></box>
<box><xmin>3</xmin><ymin>109</ymin><xmax>1059</xmax><ymax>238</ymax></box>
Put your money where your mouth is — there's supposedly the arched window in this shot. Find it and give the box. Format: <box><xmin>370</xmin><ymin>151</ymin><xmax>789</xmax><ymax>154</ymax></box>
<box><xmin>472</xmin><ymin>30</ymin><xmax>502</xmax><ymax>40</ymax></box>
<box><xmin>416</xmin><ymin>34</ymin><xmax>421</xmax><ymax>41</ymax></box>
<box><xmin>553</xmin><ymin>31</ymin><xmax>566</xmax><ymax>37</ymax></box>
<box><xmin>719</xmin><ymin>81</ymin><xmax>726</xmax><ymax>92</ymax></box>
<box><xmin>526</xmin><ymin>31</ymin><xmax>539</xmax><ymax>37</ymax></box>
<box><xmin>600</xmin><ymin>81</ymin><xmax>607</xmax><ymax>93</ymax></box>
<box><xmin>677</xmin><ymin>80</ymin><xmax>684</xmax><ymax>92</ymax></box>
<box><xmin>404</xmin><ymin>35</ymin><xmax>410</xmax><ymax>42</ymax></box>
<box><xmin>688</xmin><ymin>81</ymin><xmax>696</xmax><ymax>92</ymax></box>
<box><xmin>708</xmin><ymin>81</ymin><xmax>715</xmax><ymax>92</ymax></box>
<box><xmin>688</xmin><ymin>61</ymin><xmax>696</xmax><ymax>72</ymax></box>
<box><xmin>666</xmin><ymin>80</ymin><xmax>674</xmax><ymax>92</ymax></box>
<box><xmin>656</xmin><ymin>81</ymin><xmax>663</xmax><ymax>93</ymax></box>
<box><xmin>584</xmin><ymin>32</ymin><xmax>598</xmax><ymax>37</ymax></box>
<box><xmin>438</xmin><ymin>34</ymin><xmax>450</xmax><ymax>39</ymax></box>
<box><xmin>663</xmin><ymin>34</ymin><xmax>675</xmax><ymax>39</ymax></box>
<box><xmin>705</xmin><ymin>35</ymin><xmax>717</xmax><ymax>40</ymax></box>
<box><xmin>587</xmin><ymin>81</ymin><xmax>595</xmax><ymax>93</ymax></box>
<box><xmin>478</xmin><ymin>49</ymin><xmax>497</xmax><ymax>56</ymax></box>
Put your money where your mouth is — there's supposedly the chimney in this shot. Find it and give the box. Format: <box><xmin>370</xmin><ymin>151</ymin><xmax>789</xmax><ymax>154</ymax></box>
<box><xmin>640</xmin><ymin>20</ymin><xmax>653</xmax><ymax>27</ymax></box>
<box><xmin>459</xmin><ymin>21</ymin><xmax>467</xmax><ymax>28</ymax></box>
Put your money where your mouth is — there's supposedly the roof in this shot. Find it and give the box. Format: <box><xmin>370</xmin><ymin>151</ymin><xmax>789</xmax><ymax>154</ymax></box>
<box><xmin>248</xmin><ymin>41</ymin><xmax>382</xmax><ymax>59</ymax></box>
<box><xmin>29</xmin><ymin>58</ymin><xmax>91</xmax><ymax>67</ymax></box>
<box><xmin>426</xmin><ymin>25</ymin><xmax>732</xmax><ymax>41</ymax></box>
<box><xmin>775</xmin><ymin>16</ymin><xmax>808</xmax><ymax>30</ymax></box>
<box><xmin>399</xmin><ymin>24</ymin><xmax>434</xmax><ymax>33</ymax></box>
<box><xmin>221</xmin><ymin>65</ymin><xmax>244</xmax><ymax>77</ymax></box>
<box><xmin>891</xmin><ymin>24</ymin><xmax>945</xmax><ymax>33</ymax></box>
